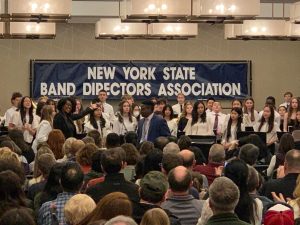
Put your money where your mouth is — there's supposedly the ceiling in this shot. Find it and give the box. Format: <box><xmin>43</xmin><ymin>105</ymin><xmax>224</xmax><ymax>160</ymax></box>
<box><xmin>261</xmin><ymin>0</ymin><xmax>298</xmax><ymax>2</ymax></box>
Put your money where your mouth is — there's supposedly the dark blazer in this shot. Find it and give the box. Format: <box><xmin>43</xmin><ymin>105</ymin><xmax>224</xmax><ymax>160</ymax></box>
<box><xmin>86</xmin><ymin>173</ymin><xmax>140</xmax><ymax>204</ymax></box>
<box><xmin>137</xmin><ymin>114</ymin><xmax>171</xmax><ymax>143</ymax></box>
<box><xmin>53</xmin><ymin>107</ymin><xmax>92</xmax><ymax>139</ymax></box>
<box><xmin>260</xmin><ymin>173</ymin><xmax>299</xmax><ymax>200</ymax></box>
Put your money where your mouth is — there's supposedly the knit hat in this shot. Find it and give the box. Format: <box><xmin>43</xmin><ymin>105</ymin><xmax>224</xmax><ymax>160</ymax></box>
<box><xmin>140</xmin><ymin>171</ymin><xmax>168</xmax><ymax>197</ymax></box>
<box><xmin>263</xmin><ymin>203</ymin><xmax>294</xmax><ymax>225</ymax></box>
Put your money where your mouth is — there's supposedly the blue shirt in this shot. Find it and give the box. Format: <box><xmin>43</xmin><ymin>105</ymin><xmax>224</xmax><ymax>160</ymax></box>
<box><xmin>38</xmin><ymin>192</ymin><xmax>75</xmax><ymax>225</ymax></box>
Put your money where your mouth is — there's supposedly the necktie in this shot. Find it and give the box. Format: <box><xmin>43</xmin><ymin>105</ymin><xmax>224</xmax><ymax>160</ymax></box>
<box><xmin>180</xmin><ymin>104</ymin><xmax>183</xmax><ymax>113</ymax></box>
<box><xmin>213</xmin><ymin>113</ymin><xmax>219</xmax><ymax>135</ymax></box>
<box><xmin>141</xmin><ymin>118</ymin><xmax>148</xmax><ymax>142</ymax></box>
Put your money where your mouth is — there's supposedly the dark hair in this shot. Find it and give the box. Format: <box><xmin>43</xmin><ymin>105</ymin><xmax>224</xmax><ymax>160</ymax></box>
<box><xmin>284</xmin><ymin>91</ymin><xmax>293</xmax><ymax>97</ymax></box>
<box><xmin>0</xmin><ymin>171</ymin><xmax>27</xmax><ymax>217</ymax></box>
<box><xmin>225</xmin><ymin>107</ymin><xmax>243</xmax><ymax>142</ymax></box>
<box><xmin>106</xmin><ymin>133</ymin><xmax>121</xmax><ymax>149</ymax></box>
<box><xmin>188</xmin><ymin>146</ymin><xmax>207</xmax><ymax>165</ymax></box>
<box><xmin>224</xmin><ymin>159</ymin><xmax>255</xmax><ymax>224</ymax></box>
<box><xmin>239</xmin><ymin>144</ymin><xmax>259</xmax><ymax>166</ymax></box>
<box><xmin>89</xmin><ymin>108</ymin><xmax>106</xmax><ymax>132</ymax></box>
<box><xmin>124</xmin><ymin>131</ymin><xmax>138</xmax><ymax>147</ymax></box>
<box><xmin>46</xmin><ymin>99</ymin><xmax>57</xmax><ymax>112</ymax></box>
<box><xmin>243</xmin><ymin>97</ymin><xmax>255</xmax><ymax>122</ymax></box>
<box><xmin>91</xmin><ymin>150</ymin><xmax>104</xmax><ymax>173</ymax></box>
<box><xmin>139</xmin><ymin>141</ymin><xmax>154</xmax><ymax>155</ymax></box>
<box><xmin>121</xmin><ymin>143</ymin><xmax>140</xmax><ymax>165</ymax></box>
<box><xmin>76</xmin><ymin>143</ymin><xmax>98</xmax><ymax>167</ymax></box>
<box><xmin>60</xmin><ymin>162</ymin><xmax>84</xmax><ymax>192</ymax></box>
<box><xmin>258</xmin><ymin>105</ymin><xmax>275</xmax><ymax>133</ymax></box>
<box><xmin>207</xmin><ymin>97</ymin><xmax>215</xmax><ymax>102</ymax></box>
<box><xmin>101</xmin><ymin>148</ymin><xmax>125</xmax><ymax>174</ymax></box>
<box><xmin>287</xmin><ymin>97</ymin><xmax>300</xmax><ymax>124</ymax></box>
<box><xmin>19</xmin><ymin>96</ymin><xmax>34</xmax><ymax>125</ymax></box>
<box><xmin>154</xmin><ymin>137</ymin><xmax>169</xmax><ymax>151</ymax></box>
<box><xmin>168</xmin><ymin>167</ymin><xmax>192</xmax><ymax>192</ymax></box>
<box><xmin>239</xmin><ymin>134</ymin><xmax>268</xmax><ymax>161</ymax></box>
<box><xmin>157</xmin><ymin>98</ymin><xmax>167</xmax><ymax>105</ymax></box>
<box><xmin>142</xmin><ymin>149</ymin><xmax>163</xmax><ymax>176</ymax></box>
<box><xmin>98</xmin><ymin>90</ymin><xmax>107</xmax><ymax>94</ymax></box>
<box><xmin>36</xmin><ymin>101</ymin><xmax>46</xmax><ymax>117</ymax></box>
<box><xmin>11</xmin><ymin>92</ymin><xmax>22</xmax><ymax>102</ymax></box>
<box><xmin>265</xmin><ymin>96</ymin><xmax>276</xmax><ymax>107</ymax></box>
<box><xmin>231</xmin><ymin>99</ymin><xmax>243</xmax><ymax>108</ymax></box>
<box><xmin>168</xmin><ymin>136</ymin><xmax>178</xmax><ymax>143</ymax></box>
<box><xmin>57</xmin><ymin>97</ymin><xmax>76</xmax><ymax>114</ymax></box>
<box><xmin>38</xmin><ymin>163</ymin><xmax>64</xmax><ymax>207</ymax></box>
<box><xmin>191</xmin><ymin>101</ymin><xmax>207</xmax><ymax>126</ymax></box>
<box><xmin>0</xmin><ymin>208</ymin><xmax>36</xmax><ymax>225</ymax></box>
<box><xmin>177</xmin><ymin>135</ymin><xmax>191</xmax><ymax>150</ymax></box>
<box><xmin>162</xmin><ymin>104</ymin><xmax>175</xmax><ymax>120</ymax></box>
<box><xmin>87</xmin><ymin>130</ymin><xmax>102</xmax><ymax>147</ymax></box>
<box><xmin>275</xmin><ymin>133</ymin><xmax>295</xmax><ymax>169</ymax></box>
<box><xmin>247</xmin><ymin>166</ymin><xmax>259</xmax><ymax>193</ymax></box>
<box><xmin>118</xmin><ymin>100</ymin><xmax>133</xmax><ymax>123</ymax></box>
<box><xmin>162</xmin><ymin>154</ymin><xmax>183</xmax><ymax>174</ymax></box>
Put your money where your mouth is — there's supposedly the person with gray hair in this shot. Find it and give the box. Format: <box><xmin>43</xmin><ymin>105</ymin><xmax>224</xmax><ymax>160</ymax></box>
<box><xmin>205</xmin><ymin>177</ymin><xmax>250</xmax><ymax>225</ymax></box>
<box><xmin>193</xmin><ymin>144</ymin><xmax>225</xmax><ymax>185</ymax></box>
<box><xmin>238</xmin><ymin>144</ymin><xmax>259</xmax><ymax>166</ymax></box>
<box><xmin>105</xmin><ymin>216</ymin><xmax>138</xmax><ymax>225</ymax></box>
<box><xmin>163</xmin><ymin>142</ymin><xmax>180</xmax><ymax>154</ymax></box>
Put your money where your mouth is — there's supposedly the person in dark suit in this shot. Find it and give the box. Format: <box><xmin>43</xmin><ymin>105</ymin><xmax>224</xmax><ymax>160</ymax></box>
<box><xmin>137</xmin><ymin>100</ymin><xmax>171</xmax><ymax>143</ymax></box>
<box><xmin>86</xmin><ymin>147</ymin><xmax>139</xmax><ymax>203</ymax></box>
<box><xmin>260</xmin><ymin>149</ymin><xmax>300</xmax><ymax>200</ymax></box>
<box><xmin>53</xmin><ymin>97</ymin><xmax>96</xmax><ymax>139</ymax></box>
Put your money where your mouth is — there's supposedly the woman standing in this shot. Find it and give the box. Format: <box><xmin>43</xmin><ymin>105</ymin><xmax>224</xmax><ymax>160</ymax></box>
<box><xmin>74</xmin><ymin>98</ymin><xmax>86</xmax><ymax>136</ymax></box>
<box><xmin>53</xmin><ymin>97</ymin><xmax>96</xmax><ymax>139</ymax></box>
<box><xmin>243</xmin><ymin>98</ymin><xmax>259</xmax><ymax>128</ymax></box>
<box><xmin>113</xmin><ymin>100</ymin><xmax>137</xmax><ymax>136</ymax></box>
<box><xmin>177</xmin><ymin>101</ymin><xmax>193</xmax><ymax>134</ymax></box>
<box><xmin>84</xmin><ymin>103</ymin><xmax>111</xmax><ymax>147</ymax></box>
<box><xmin>162</xmin><ymin>104</ymin><xmax>177</xmax><ymax>136</ymax></box>
<box><xmin>222</xmin><ymin>107</ymin><xmax>245</xmax><ymax>150</ymax></box>
<box><xmin>9</xmin><ymin>96</ymin><xmax>39</xmax><ymax>145</ymax></box>
<box><xmin>284</xmin><ymin>97</ymin><xmax>300</xmax><ymax>132</ymax></box>
<box><xmin>184</xmin><ymin>101</ymin><xmax>213</xmax><ymax>136</ymax></box>
<box><xmin>32</xmin><ymin>105</ymin><xmax>54</xmax><ymax>153</ymax></box>
<box><xmin>254</xmin><ymin>105</ymin><xmax>280</xmax><ymax>147</ymax></box>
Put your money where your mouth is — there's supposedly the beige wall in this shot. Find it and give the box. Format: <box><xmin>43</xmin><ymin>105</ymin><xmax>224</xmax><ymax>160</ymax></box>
<box><xmin>0</xmin><ymin>23</ymin><xmax>299</xmax><ymax>114</ymax></box>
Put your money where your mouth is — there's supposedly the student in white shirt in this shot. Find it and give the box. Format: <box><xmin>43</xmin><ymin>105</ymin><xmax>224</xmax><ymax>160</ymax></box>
<box><xmin>258</xmin><ymin>96</ymin><xmax>281</xmax><ymax>125</ymax></box>
<box><xmin>84</xmin><ymin>103</ymin><xmax>111</xmax><ymax>147</ymax></box>
<box><xmin>4</xmin><ymin>92</ymin><xmax>22</xmax><ymax>126</ymax></box>
<box><xmin>283</xmin><ymin>97</ymin><xmax>300</xmax><ymax>132</ymax></box>
<box><xmin>73</xmin><ymin>98</ymin><xmax>85</xmax><ymax>135</ymax></box>
<box><xmin>9</xmin><ymin>96</ymin><xmax>39</xmax><ymax>144</ymax></box>
<box><xmin>162</xmin><ymin>104</ymin><xmax>178</xmax><ymax>136</ymax></box>
<box><xmin>184</xmin><ymin>100</ymin><xmax>213</xmax><ymax>136</ymax></box>
<box><xmin>98</xmin><ymin>90</ymin><xmax>115</xmax><ymax>124</ymax></box>
<box><xmin>208</xmin><ymin>101</ymin><xmax>226</xmax><ymax>136</ymax></box>
<box><xmin>172</xmin><ymin>92</ymin><xmax>185</xmax><ymax>116</ymax></box>
<box><xmin>221</xmin><ymin>107</ymin><xmax>245</xmax><ymax>150</ymax></box>
<box><xmin>32</xmin><ymin>105</ymin><xmax>54</xmax><ymax>153</ymax></box>
<box><xmin>243</xmin><ymin>97</ymin><xmax>259</xmax><ymax>128</ymax></box>
<box><xmin>113</xmin><ymin>100</ymin><xmax>137</xmax><ymax>135</ymax></box>
<box><xmin>205</xmin><ymin>97</ymin><xmax>215</xmax><ymax>114</ymax></box>
<box><xmin>279</xmin><ymin>91</ymin><xmax>293</xmax><ymax>110</ymax></box>
<box><xmin>254</xmin><ymin>105</ymin><xmax>280</xmax><ymax>146</ymax></box>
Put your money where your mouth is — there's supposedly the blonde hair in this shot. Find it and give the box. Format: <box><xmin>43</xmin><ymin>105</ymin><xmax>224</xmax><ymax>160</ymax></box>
<box><xmin>62</xmin><ymin>137</ymin><xmax>77</xmax><ymax>156</ymax></box>
<box><xmin>64</xmin><ymin>194</ymin><xmax>96</xmax><ymax>225</ymax></box>
<box><xmin>33</xmin><ymin>146</ymin><xmax>55</xmax><ymax>178</ymax></box>
<box><xmin>0</xmin><ymin>147</ymin><xmax>20</xmax><ymax>165</ymax></box>
<box><xmin>140</xmin><ymin>208</ymin><xmax>170</xmax><ymax>225</ymax></box>
<box><xmin>293</xmin><ymin>175</ymin><xmax>300</xmax><ymax>208</ymax></box>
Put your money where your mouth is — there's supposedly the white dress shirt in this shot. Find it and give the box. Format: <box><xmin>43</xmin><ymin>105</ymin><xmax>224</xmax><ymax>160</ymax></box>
<box><xmin>166</xmin><ymin>119</ymin><xmax>178</xmax><ymax>136</ymax></box>
<box><xmin>221</xmin><ymin>122</ymin><xmax>245</xmax><ymax>145</ymax></box>
<box><xmin>141</xmin><ymin>113</ymin><xmax>154</xmax><ymax>142</ymax></box>
<box><xmin>113</xmin><ymin>116</ymin><xmax>137</xmax><ymax>135</ymax></box>
<box><xmin>172</xmin><ymin>103</ymin><xmax>184</xmax><ymax>116</ymax></box>
<box><xmin>254</xmin><ymin>122</ymin><xmax>280</xmax><ymax>144</ymax></box>
<box><xmin>258</xmin><ymin>110</ymin><xmax>281</xmax><ymax>126</ymax></box>
<box><xmin>84</xmin><ymin>117</ymin><xmax>111</xmax><ymax>138</ymax></box>
<box><xmin>4</xmin><ymin>106</ymin><xmax>18</xmax><ymax>126</ymax></box>
<box><xmin>10</xmin><ymin>111</ymin><xmax>39</xmax><ymax>143</ymax></box>
<box><xmin>184</xmin><ymin>118</ymin><xmax>214</xmax><ymax>136</ymax></box>
<box><xmin>103</xmin><ymin>102</ymin><xmax>116</xmax><ymax>124</ymax></box>
<box><xmin>32</xmin><ymin>120</ymin><xmax>52</xmax><ymax>153</ymax></box>
<box><xmin>207</xmin><ymin>112</ymin><xmax>226</xmax><ymax>135</ymax></box>
<box><xmin>243</xmin><ymin>110</ymin><xmax>259</xmax><ymax>127</ymax></box>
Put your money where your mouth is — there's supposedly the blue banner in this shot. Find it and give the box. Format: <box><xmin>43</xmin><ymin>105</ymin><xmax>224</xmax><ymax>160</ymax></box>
<box><xmin>31</xmin><ymin>60</ymin><xmax>250</xmax><ymax>100</ymax></box>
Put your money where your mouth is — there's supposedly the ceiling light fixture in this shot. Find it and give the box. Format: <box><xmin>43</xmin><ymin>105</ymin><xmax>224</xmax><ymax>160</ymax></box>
<box><xmin>7</xmin><ymin>0</ymin><xmax>72</xmax><ymax>22</ymax></box>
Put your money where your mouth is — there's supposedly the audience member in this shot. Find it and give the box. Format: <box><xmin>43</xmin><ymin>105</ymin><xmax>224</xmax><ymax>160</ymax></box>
<box><xmin>106</xmin><ymin>133</ymin><xmax>121</xmax><ymax>149</ymax></box>
<box><xmin>177</xmin><ymin>135</ymin><xmax>191</xmax><ymax>150</ymax></box>
<box><xmin>0</xmin><ymin>208</ymin><xmax>36</xmax><ymax>225</ymax></box>
<box><xmin>238</xmin><ymin>144</ymin><xmax>259</xmax><ymax>166</ymax></box>
<box><xmin>76</xmin><ymin>143</ymin><xmax>98</xmax><ymax>174</ymax></box>
<box><xmin>163</xmin><ymin>142</ymin><xmax>180</xmax><ymax>154</ymax></box>
<box><xmin>140</xmin><ymin>208</ymin><xmax>170</xmax><ymax>225</ymax></box>
<box><xmin>121</xmin><ymin>143</ymin><xmax>139</xmax><ymax>182</ymax></box>
<box><xmin>47</xmin><ymin>129</ymin><xmax>66</xmax><ymax>160</ymax></box>
<box><xmin>154</xmin><ymin>136</ymin><xmax>170</xmax><ymax>151</ymax></box>
<box><xmin>104</xmin><ymin>216</ymin><xmax>137</xmax><ymax>225</ymax></box>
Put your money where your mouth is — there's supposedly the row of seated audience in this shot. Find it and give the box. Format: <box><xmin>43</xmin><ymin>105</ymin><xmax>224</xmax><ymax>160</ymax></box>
<box><xmin>0</xmin><ymin>90</ymin><xmax>299</xmax><ymax>225</ymax></box>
